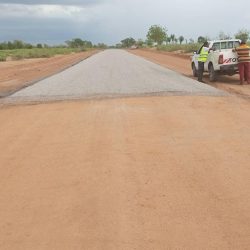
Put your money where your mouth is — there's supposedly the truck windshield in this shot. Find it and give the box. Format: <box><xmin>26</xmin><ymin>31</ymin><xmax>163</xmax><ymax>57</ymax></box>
<box><xmin>213</xmin><ymin>41</ymin><xmax>240</xmax><ymax>50</ymax></box>
<box><xmin>212</xmin><ymin>42</ymin><xmax>220</xmax><ymax>51</ymax></box>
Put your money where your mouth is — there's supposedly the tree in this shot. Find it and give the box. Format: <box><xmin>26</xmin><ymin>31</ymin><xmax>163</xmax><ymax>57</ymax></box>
<box><xmin>178</xmin><ymin>36</ymin><xmax>184</xmax><ymax>44</ymax></box>
<box><xmin>66</xmin><ymin>38</ymin><xmax>84</xmax><ymax>48</ymax></box>
<box><xmin>235</xmin><ymin>29</ymin><xmax>250</xmax><ymax>42</ymax></box>
<box><xmin>97</xmin><ymin>43</ymin><xmax>108</xmax><ymax>49</ymax></box>
<box><xmin>36</xmin><ymin>43</ymin><xmax>43</xmax><ymax>48</ymax></box>
<box><xmin>189</xmin><ymin>38</ymin><xmax>195</xmax><ymax>44</ymax></box>
<box><xmin>197</xmin><ymin>36</ymin><xmax>206</xmax><ymax>43</ymax></box>
<box><xmin>13</xmin><ymin>40</ymin><xmax>24</xmax><ymax>49</ymax></box>
<box><xmin>84</xmin><ymin>41</ymin><xmax>93</xmax><ymax>48</ymax></box>
<box><xmin>65</xmin><ymin>38</ymin><xmax>93</xmax><ymax>49</ymax></box>
<box><xmin>166</xmin><ymin>37</ymin><xmax>171</xmax><ymax>44</ymax></box>
<box><xmin>73</xmin><ymin>38</ymin><xmax>84</xmax><ymax>48</ymax></box>
<box><xmin>121</xmin><ymin>37</ymin><xmax>136</xmax><ymax>48</ymax></box>
<box><xmin>189</xmin><ymin>38</ymin><xmax>195</xmax><ymax>43</ymax></box>
<box><xmin>218</xmin><ymin>31</ymin><xmax>231</xmax><ymax>40</ymax></box>
<box><xmin>7</xmin><ymin>41</ymin><xmax>13</xmax><ymax>50</ymax></box>
<box><xmin>24</xmin><ymin>43</ymin><xmax>33</xmax><ymax>49</ymax></box>
<box><xmin>170</xmin><ymin>34</ymin><xmax>175</xmax><ymax>43</ymax></box>
<box><xmin>146</xmin><ymin>39</ymin><xmax>153</xmax><ymax>47</ymax></box>
<box><xmin>147</xmin><ymin>25</ymin><xmax>167</xmax><ymax>45</ymax></box>
<box><xmin>116</xmin><ymin>43</ymin><xmax>122</xmax><ymax>49</ymax></box>
<box><xmin>136</xmin><ymin>39</ymin><xmax>144</xmax><ymax>48</ymax></box>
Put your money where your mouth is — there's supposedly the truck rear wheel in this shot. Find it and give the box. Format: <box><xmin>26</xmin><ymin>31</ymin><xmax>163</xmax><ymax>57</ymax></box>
<box><xmin>192</xmin><ymin>63</ymin><xmax>198</xmax><ymax>77</ymax></box>
<box><xmin>208</xmin><ymin>64</ymin><xmax>217</xmax><ymax>82</ymax></box>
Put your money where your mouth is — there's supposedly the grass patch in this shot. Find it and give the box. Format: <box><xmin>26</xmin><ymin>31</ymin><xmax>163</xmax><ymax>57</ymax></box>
<box><xmin>157</xmin><ymin>43</ymin><xmax>201</xmax><ymax>53</ymax></box>
<box><xmin>0</xmin><ymin>47</ymin><xmax>86</xmax><ymax>61</ymax></box>
<box><xmin>0</xmin><ymin>55</ymin><xmax>6</xmax><ymax>61</ymax></box>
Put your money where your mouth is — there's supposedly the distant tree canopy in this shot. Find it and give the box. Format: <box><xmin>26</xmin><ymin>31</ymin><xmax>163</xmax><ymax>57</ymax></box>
<box><xmin>170</xmin><ymin>34</ymin><xmax>176</xmax><ymax>43</ymax></box>
<box><xmin>96</xmin><ymin>43</ymin><xmax>108</xmax><ymax>49</ymax></box>
<box><xmin>0</xmin><ymin>40</ymin><xmax>34</xmax><ymax>50</ymax></box>
<box><xmin>235</xmin><ymin>29</ymin><xmax>250</xmax><ymax>42</ymax></box>
<box><xmin>136</xmin><ymin>39</ymin><xmax>144</xmax><ymax>47</ymax></box>
<box><xmin>146</xmin><ymin>39</ymin><xmax>153</xmax><ymax>46</ymax></box>
<box><xmin>218</xmin><ymin>31</ymin><xmax>231</xmax><ymax>40</ymax></box>
<box><xmin>0</xmin><ymin>38</ymin><xmax>108</xmax><ymax>51</ymax></box>
<box><xmin>178</xmin><ymin>36</ymin><xmax>184</xmax><ymax>44</ymax></box>
<box><xmin>147</xmin><ymin>25</ymin><xmax>167</xmax><ymax>45</ymax></box>
<box><xmin>197</xmin><ymin>36</ymin><xmax>207</xmax><ymax>44</ymax></box>
<box><xmin>189</xmin><ymin>38</ymin><xmax>195</xmax><ymax>44</ymax></box>
<box><xmin>65</xmin><ymin>38</ymin><xmax>93</xmax><ymax>48</ymax></box>
<box><xmin>120</xmin><ymin>37</ymin><xmax>136</xmax><ymax>48</ymax></box>
<box><xmin>166</xmin><ymin>37</ymin><xmax>171</xmax><ymax>44</ymax></box>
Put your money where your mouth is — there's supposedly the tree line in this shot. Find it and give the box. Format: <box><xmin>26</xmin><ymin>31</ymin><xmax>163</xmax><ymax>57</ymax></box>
<box><xmin>0</xmin><ymin>38</ymin><xmax>108</xmax><ymax>50</ymax></box>
<box><xmin>1</xmin><ymin>27</ymin><xmax>249</xmax><ymax>51</ymax></box>
<box><xmin>119</xmin><ymin>25</ymin><xmax>250</xmax><ymax>48</ymax></box>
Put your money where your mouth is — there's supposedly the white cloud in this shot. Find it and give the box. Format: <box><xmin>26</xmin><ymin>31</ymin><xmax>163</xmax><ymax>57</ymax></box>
<box><xmin>0</xmin><ymin>0</ymin><xmax>104</xmax><ymax>5</ymax></box>
<box><xmin>0</xmin><ymin>0</ymin><xmax>249</xmax><ymax>45</ymax></box>
<box><xmin>0</xmin><ymin>4</ymin><xmax>89</xmax><ymax>19</ymax></box>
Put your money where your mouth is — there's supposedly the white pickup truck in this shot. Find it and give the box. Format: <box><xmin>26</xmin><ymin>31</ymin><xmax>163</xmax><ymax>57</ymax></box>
<box><xmin>191</xmin><ymin>39</ymin><xmax>240</xmax><ymax>81</ymax></box>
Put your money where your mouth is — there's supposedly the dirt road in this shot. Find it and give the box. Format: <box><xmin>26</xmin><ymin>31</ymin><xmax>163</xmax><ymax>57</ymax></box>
<box><xmin>0</xmin><ymin>50</ymin><xmax>250</xmax><ymax>249</ymax></box>
<box><xmin>0</xmin><ymin>50</ymin><xmax>99</xmax><ymax>97</ymax></box>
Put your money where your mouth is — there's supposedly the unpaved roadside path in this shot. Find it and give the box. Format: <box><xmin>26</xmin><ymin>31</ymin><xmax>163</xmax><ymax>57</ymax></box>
<box><xmin>0</xmin><ymin>96</ymin><xmax>250</xmax><ymax>249</ymax></box>
<box><xmin>130</xmin><ymin>49</ymin><xmax>250</xmax><ymax>98</ymax></box>
<box><xmin>0</xmin><ymin>50</ymin><xmax>99</xmax><ymax>97</ymax></box>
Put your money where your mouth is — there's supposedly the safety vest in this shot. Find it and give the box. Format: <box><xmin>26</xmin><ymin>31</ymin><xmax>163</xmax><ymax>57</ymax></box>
<box><xmin>198</xmin><ymin>47</ymin><xmax>209</xmax><ymax>62</ymax></box>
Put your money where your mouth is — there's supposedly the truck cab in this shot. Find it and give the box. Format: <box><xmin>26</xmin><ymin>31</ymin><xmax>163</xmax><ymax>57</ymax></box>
<box><xmin>191</xmin><ymin>39</ymin><xmax>240</xmax><ymax>82</ymax></box>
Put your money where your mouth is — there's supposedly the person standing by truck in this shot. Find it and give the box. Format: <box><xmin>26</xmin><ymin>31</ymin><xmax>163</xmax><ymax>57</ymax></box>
<box><xmin>198</xmin><ymin>42</ymin><xmax>210</xmax><ymax>83</ymax></box>
<box><xmin>235</xmin><ymin>40</ymin><xmax>250</xmax><ymax>84</ymax></box>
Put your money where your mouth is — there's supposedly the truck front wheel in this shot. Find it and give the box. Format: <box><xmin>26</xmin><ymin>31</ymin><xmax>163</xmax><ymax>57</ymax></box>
<box><xmin>208</xmin><ymin>64</ymin><xmax>217</xmax><ymax>82</ymax></box>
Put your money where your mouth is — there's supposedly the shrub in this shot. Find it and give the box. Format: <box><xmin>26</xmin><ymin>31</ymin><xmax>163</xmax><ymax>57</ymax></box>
<box><xmin>0</xmin><ymin>48</ymin><xmax>82</xmax><ymax>61</ymax></box>
<box><xmin>157</xmin><ymin>43</ymin><xmax>200</xmax><ymax>53</ymax></box>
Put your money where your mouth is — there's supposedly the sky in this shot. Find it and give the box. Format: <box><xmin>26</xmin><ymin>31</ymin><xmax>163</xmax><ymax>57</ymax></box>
<box><xmin>0</xmin><ymin>0</ymin><xmax>249</xmax><ymax>45</ymax></box>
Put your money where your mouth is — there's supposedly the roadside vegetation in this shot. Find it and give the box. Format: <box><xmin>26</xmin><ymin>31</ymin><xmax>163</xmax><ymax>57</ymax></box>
<box><xmin>1</xmin><ymin>28</ymin><xmax>249</xmax><ymax>61</ymax></box>
<box><xmin>0</xmin><ymin>48</ymin><xmax>85</xmax><ymax>61</ymax></box>
<box><xmin>0</xmin><ymin>38</ymin><xmax>107</xmax><ymax>61</ymax></box>
<box><xmin>119</xmin><ymin>26</ymin><xmax>250</xmax><ymax>54</ymax></box>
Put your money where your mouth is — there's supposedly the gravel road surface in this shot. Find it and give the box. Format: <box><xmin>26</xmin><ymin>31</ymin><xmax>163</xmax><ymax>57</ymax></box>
<box><xmin>7</xmin><ymin>49</ymin><xmax>224</xmax><ymax>103</ymax></box>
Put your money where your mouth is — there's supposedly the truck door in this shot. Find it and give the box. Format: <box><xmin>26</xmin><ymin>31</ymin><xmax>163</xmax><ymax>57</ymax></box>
<box><xmin>204</xmin><ymin>42</ymin><xmax>215</xmax><ymax>71</ymax></box>
<box><xmin>194</xmin><ymin>45</ymin><xmax>203</xmax><ymax>70</ymax></box>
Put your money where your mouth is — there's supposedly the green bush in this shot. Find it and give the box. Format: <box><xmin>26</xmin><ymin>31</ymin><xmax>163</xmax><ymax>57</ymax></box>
<box><xmin>157</xmin><ymin>43</ymin><xmax>200</xmax><ymax>53</ymax></box>
<box><xmin>0</xmin><ymin>48</ymin><xmax>83</xmax><ymax>61</ymax></box>
<box><xmin>0</xmin><ymin>55</ymin><xmax>6</xmax><ymax>61</ymax></box>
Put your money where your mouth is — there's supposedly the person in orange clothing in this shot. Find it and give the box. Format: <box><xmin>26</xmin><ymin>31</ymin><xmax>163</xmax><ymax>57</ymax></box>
<box><xmin>235</xmin><ymin>40</ymin><xmax>250</xmax><ymax>85</ymax></box>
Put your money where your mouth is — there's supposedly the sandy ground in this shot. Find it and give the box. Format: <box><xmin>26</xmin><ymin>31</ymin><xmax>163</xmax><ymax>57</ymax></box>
<box><xmin>0</xmin><ymin>50</ymin><xmax>250</xmax><ymax>249</ymax></box>
<box><xmin>0</xmin><ymin>50</ymin><xmax>99</xmax><ymax>97</ymax></box>
<box><xmin>0</xmin><ymin>97</ymin><xmax>250</xmax><ymax>249</ymax></box>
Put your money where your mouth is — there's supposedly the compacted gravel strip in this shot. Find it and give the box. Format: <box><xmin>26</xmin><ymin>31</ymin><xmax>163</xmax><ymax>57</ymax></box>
<box><xmin>6</xmin><ymin>49</ymin><xmax>225</xmax><ymax>103</ymax></box>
